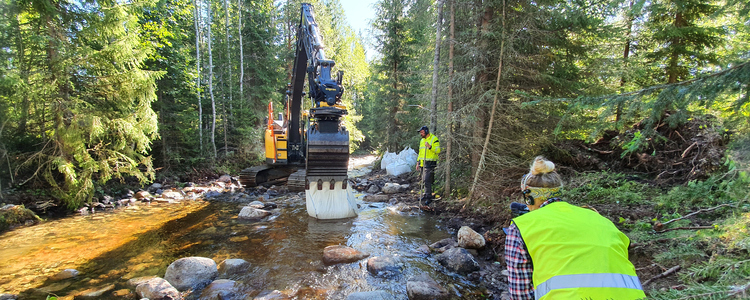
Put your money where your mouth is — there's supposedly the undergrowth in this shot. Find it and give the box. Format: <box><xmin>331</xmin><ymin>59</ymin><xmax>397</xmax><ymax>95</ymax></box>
<box><xmin>562</xmin><ymin>169</ymin><xmax>750</xmax><ymax>299</ymax></box>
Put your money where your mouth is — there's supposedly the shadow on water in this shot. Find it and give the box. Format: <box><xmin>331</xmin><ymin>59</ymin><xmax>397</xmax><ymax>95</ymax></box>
<box><xmin>5</xmin><ymin>199</ymin><xmax>484</xmax><ymax>300</ymax></box>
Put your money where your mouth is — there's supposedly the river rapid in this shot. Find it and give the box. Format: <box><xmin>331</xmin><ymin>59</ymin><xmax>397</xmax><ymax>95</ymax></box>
<box><xmin>0</xmin><ymin>156</ymin><xmax>486</xmax><ymax>299</ymax></box>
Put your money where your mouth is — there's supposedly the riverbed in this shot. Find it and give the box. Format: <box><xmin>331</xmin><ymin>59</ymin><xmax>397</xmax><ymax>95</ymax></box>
<box><xmin>0</xmin><ymin>156</ymin><xmax>486</xmax><ymax>299</ymax></box>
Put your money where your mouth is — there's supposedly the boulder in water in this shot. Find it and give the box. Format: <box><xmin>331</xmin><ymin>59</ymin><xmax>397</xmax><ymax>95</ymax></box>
<box><xmin>199</xmin><ymin>279</ymin><xmax>237</xmax><ymax>300</ymax></box>
<box><xmin>366</xmin><ymin>256</ymin><xmax>401</xmax><ymax>278</ymax></box>
<box><xmin>164</xmin><ymin>256</ymin><xmax>218</xmax><ymax>291</ymax></box>
<box><xmin>435</xmin><ymin>247</ymin><xmax>480</xmax><ymax>275</ymax></box>
<box><xmin>135</xmin><ymin>277</ymin><xmax>180</xmax><ymax>300</ymax></box>
<box><xmin>406</xmin><ymin>274</ymin><xmax>449</xmax><ymax>300</ymax></box>
<box><xmin>218</xmin><ymin>258</ymin><xmax>250</xmax><ymax>277</ymax></box>
<box><xmin>238</xmin><ymin>207</ymin><xmax>272</xmax><ymax>220</ymax></box>
<box><xmin>429</xmin><ymin>238</ymin><xmax>457</xmax><ymax>253</ymax></box>
<box><xmin>50</xmin><ymin>269</ymin><xmax>79</xmax><ymax>281</ymax></box>
<box><xmin>322</xmin><ymin>245</ymin><xmax>370</xmax><ymax>265</ymax></box>
<box><xmin>347</xmin><ymin>290</ymin><xmax>395</xmax><ymax>300</ymax></box>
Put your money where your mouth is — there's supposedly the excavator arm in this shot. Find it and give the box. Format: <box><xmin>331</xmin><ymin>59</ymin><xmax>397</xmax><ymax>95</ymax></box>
<box><xmin>287</xmin><ymin>3</ymin><xmax>349</xmax><ymax>190</ymax></box>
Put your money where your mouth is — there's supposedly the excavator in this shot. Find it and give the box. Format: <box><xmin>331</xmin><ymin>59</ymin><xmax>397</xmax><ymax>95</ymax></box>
<box><xmin>239</xmin><ymin>3</ymin><xmax>354</xmax><ymax>218</ymax></box>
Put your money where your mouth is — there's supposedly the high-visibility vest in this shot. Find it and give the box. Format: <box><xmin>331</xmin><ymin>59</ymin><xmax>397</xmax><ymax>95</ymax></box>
<box><xmin>513</xmin><ymin>202</ymin><xmax>647</xmax><ymax>300</ymax></box>
<box><xmin>418</xmin><ymin>134</ymin><xmax>440</xmax><ymax>167</ymax></box>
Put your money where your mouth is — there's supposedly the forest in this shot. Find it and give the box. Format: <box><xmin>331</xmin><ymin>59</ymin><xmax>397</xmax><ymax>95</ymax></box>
<box><xmin>0</xmin><ymin>0</ymin><xmax>749</xmax><ymax>298</ymax></box>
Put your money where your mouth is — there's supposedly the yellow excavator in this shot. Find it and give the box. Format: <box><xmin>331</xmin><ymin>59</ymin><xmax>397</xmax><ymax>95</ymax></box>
<box><xmin>239</xmin><ymin>3</ymin><xmax>349</xmax><ymax>195</ymax></box>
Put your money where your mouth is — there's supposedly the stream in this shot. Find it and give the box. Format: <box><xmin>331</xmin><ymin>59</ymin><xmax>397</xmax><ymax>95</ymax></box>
<box><xmin>0</xmin><ymin>157</ymin><xmax>485</xmax><ymax>299</ymax></box>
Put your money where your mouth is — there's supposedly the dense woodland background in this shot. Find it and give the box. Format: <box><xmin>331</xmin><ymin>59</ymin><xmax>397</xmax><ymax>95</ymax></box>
<box><xmin>0</xmin><ymin>0</ymin><xmax>748</xmax><ymax>208</ymax></box>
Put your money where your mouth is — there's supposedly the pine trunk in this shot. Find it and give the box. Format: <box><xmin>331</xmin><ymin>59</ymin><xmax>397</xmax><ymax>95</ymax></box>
<box><xmin>208</xmin><ymin>2</ymin><xmax>217</xmax><ymax>158</ymax></box>
<box><xmin>444</xmin><ymin>0</ymin><xmax>455</xmax><ymax>199</ymax></box>
<box><xmin>238</xmin><ymin>0</ymin><xmax>244</xmax><ymax>118</ymax></box>
<box><xmin>616</xmin><ymin>0</ymin><xmax>634</xmax><ymax>123</ymax></box>
<box><xmin>468</xmin><ymin>0</ymin><xmax>505</xmax><ymax>202</ymax></box>
<box><xmin>430</xmin><ymin>0</ymin><xmax>444</xmax><ymax>132</ymax></box>
<box><xmin>224</xmin><ymin>0</ymin><xmax>233</xmax><ymax>139</ymax></box>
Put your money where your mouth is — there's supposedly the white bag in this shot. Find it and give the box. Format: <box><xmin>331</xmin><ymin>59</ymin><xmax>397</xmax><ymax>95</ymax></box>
<box><xmin>381</xmin><ymin>152</ymin><xmax>397</xmax><ymax>170</ymax></box>
<box><xmin>306</xmin><ymin>181</ymin><xmax>359</xmax><ymax>219</ymax></box>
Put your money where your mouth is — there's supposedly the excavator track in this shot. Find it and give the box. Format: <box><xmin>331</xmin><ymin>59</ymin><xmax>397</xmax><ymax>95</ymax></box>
<box><xmin>288</xmin><ymin>169</ymin><xmax>306</xmax><ymax>192</ymax></box>
<box><xmin>239</xmin><ymin>165</ymin><xmax>296</xmax><ymax>188</ymax></box>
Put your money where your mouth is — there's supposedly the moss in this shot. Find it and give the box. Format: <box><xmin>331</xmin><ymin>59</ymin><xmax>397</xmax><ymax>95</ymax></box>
<box><xmin>0</xmin><ymin>205</ymin><xmax>43</xmax><ymax>232</ymax></box>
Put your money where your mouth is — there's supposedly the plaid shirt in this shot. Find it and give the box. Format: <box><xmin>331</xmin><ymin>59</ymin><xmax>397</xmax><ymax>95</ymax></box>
<box><xmin>504</xmin><ymin>198</ymin><xmax>562</xmax><ymax>300</ymax></box>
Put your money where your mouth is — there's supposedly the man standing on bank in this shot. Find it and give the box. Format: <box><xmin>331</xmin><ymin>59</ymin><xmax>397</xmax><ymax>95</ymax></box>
<box><xmin>416</xmin><ymin>126</ymin><xmax>440</xmax><ymax>205</ymax></box>
<box><xmin>505</xmin><ymin>156</ymin><xmax>646</xmax><ymax>300</ymax></box>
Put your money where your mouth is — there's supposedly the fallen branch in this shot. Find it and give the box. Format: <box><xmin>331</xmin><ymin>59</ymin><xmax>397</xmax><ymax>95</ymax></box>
<box><xmin>580</xmin><ymin>144</ymin><xmax>613</xmax><ymax>154</ymax></box>
<box><xmin>642</xmin><ymin>265</ymin><xmax>681</xmax><ymax>286</ymax></box>
<box><xmin>681</xmin><ymin>142</ymin><xmax>698</xmax><ymax>158</ymax></box>
<box><xmin>661</xmin><ymin>203</ymin><xmax>734</xmax><ymax>226</ymax></box>
<box><xmin>655</xmin><ymin>225</ymin><xmax>715</xmax><ymax>234</ymax></box>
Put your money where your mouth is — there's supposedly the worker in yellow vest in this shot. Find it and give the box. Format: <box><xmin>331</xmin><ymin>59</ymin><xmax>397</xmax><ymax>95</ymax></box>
<box><xmin>416</xmin><ymin>126</ymin><xmax>440</xmax><ymax>205</ymax></box>
<box><xmin>504</xmin><ymin>156</ymin><xmax>647</xmax><ymax>300</ymax></box>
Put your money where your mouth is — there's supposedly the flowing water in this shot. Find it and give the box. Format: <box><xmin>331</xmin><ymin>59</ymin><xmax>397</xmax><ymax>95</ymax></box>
<box><xmin>0</xmin><ymin>157</ymin><xmax>484</xmax><ymax>299</ymax></box>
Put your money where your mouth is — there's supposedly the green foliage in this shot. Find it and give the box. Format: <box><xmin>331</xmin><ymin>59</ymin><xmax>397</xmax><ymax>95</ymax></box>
<box><xmin>0</xmin><ymin>0</ymin><xmax>165</xmax><ymax>209</ymax></box>
<box><xmin>562</xmin><ymin>171</ymin><xmax>657</xmax><ymax>205</ymax></box>
<box><xmin>654</xmin><ymin>172</ymin><xmax>750</xmax><ymax>213</ymax></box>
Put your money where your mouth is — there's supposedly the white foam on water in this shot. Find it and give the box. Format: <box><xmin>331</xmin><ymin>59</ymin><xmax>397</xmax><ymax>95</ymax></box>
<box><xmin>305</xmin><ymin>181</ymin><xmax>360</xmax><ymax>219</ymax></box>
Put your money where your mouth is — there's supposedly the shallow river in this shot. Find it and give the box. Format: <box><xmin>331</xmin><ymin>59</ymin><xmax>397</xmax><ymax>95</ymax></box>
<box><xmin>0</xmin><ymin>158</ymin><xmax>484</xmax><ymax>299</ymax></box>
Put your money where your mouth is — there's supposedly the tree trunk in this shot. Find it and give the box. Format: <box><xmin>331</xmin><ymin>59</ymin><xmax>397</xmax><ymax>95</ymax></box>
<box><xmin>616</xmin><ymin>0</ymin><xmax>634</xmax><ymax>123</ymax></box>
<box><xmin>468</xmin><ymin>0</ymin><xmax>505</xmax><ymax>202</ymax></box>
<box><xmin>195</xmin><ymin>0</ymin><xmax>203</xmax><ymax>153</ymax></box>
<box><xmin>224</xmin><ymin>0</ymin><xmax>233</xmax><ymax>135</ymax></box>
<box><xmin>238</xmin><ymin>0</ymin><xmax>244</xmax><ymax>120</ymax></box>
<box><xmin>667</xmin><ymin>12</ymin><xmax>684</xmax><ymax>84</ymax></box>
<box><xmin>471</xmin><ymin>2</ymin><xmax>493</xmax><ymax>175</ymax></box>
<box><xmin>429</xmin><ymin>0</ymin><xmax>444</xmax><ymax>132</ymax></box>
<box><xmin>208</xmin><ymin>1</ymin><xmax>217</xmax><ymax>158</ymax></box>
<box><xmin>444</xmin><ymin>0</ymin><xmax>455</xmax><ymax>199</ymax></box>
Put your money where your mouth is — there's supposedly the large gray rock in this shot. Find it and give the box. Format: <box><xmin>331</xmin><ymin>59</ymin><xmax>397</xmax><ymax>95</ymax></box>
<box><xmin>238</xmin><ymin>207</ymin><xmax>272</xmax><ymax>220</ymax></box>
<box><xmin>366</xmin><ymin>256</ymin><xmax>401</xmax><ymax>278</ymax></box>
<box><xmin>363</xmin><ymin>194</ymin><xmax>389</xmax><ymax>202</ymax></box>
<box><xmin>254</xmin><ymin>290</ymin><xmax>286</xmax><ymax>300</ymax></box>
<box><xmin>75</xmin><ymin>284</ymin><xmax>115</xmax><ymax>299</ymax></box>
<box><xmin>161</xmin><ymin>191</ymin><xmax>184</xmax><ymax>200</ymax></box>
<box><xmin>217</xmin><ymin>258</ymin><xmax>250</xmax><ymax>278</ymax></box>
<box><xmin>199</xmin><ymin>279</ymin><xmax>237</xmax><ymax>300</ymax></box>
<box><xmin>164</xmin><ymin>257</ymin><xmax>218</xmax><ymax>291</ymax></box>
<box><xmin>0</xmin><ymin>294</ymin><xmax>17</xmax><ymax>300</ymax></box>
<box><xmin>127</xmin><ymin>275</ymin><xmax>159</xmax><ymax>288</ymax></box>
<box><xmin>366</xmin><ymin>185</ymin><xmax>381</xmax><ymax>194</ymax></box>
<box><xmin>406</xmin><ymin>274</ymin><xmax>449</xmax><ymax>300</ymax></box>
<box><xmin>322</xmin><ymin>245</ymin><xmax>370</xmax><ymax>265</ymax></box>
<box><xmin>457</xmin><ymin>226</ymin><xmax>485</xmax><ymax>249</ymax></box>
<box><xmin>429</xmin><ymin>238</ymin><xmax>457</xmax><ymax>253</ymax></box>
<box><xmin>135</xmin><ymin>277</ymin><xmax>180</xmax><ymax>300</ymax></box>
<box><xmin>347</xmin><ymin>290</ymin><xmax>395</xmax><ymax>300</ymax></box>
<box><xmin>50</xmin><ymin>269</ymin><xmax>79</xmax><ymax>281</ymax></box>
<box><xmin>247</xmin><ymin>201</ymin><xmax>265</xmax><ymax>209</ymax></box>
<box><xmin>381</xmin><ymin>183</ymin><xmax>402</xmax><ymax>194</ymax></box>
<box><xmin>435</xmin><ymin>247</ymin><xmax>480</xmax><ymax>275</ymax></box>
